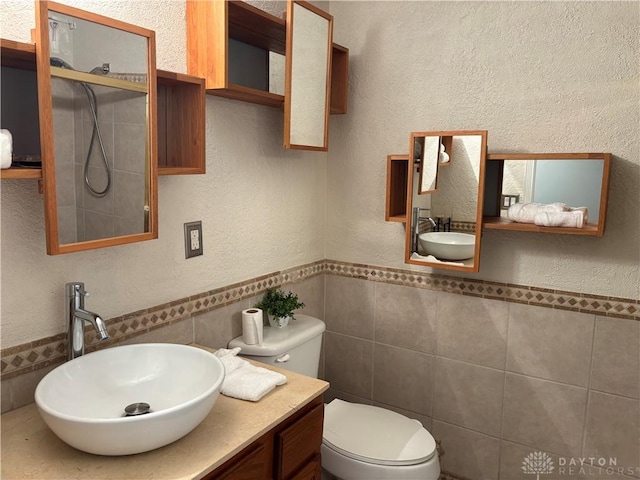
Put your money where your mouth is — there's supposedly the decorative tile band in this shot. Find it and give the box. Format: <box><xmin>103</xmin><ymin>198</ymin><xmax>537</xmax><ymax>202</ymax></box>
<box><xmin>2</xmin><ymin>259</ymin><xmax>637</xmax><ymax>381</ymax></box>
<box><xmin>324</xmin><ymin>260</ymin><xmax>639</xmax><ymax>320</ymax></box>
<box><xmin>0</xmin><ymin>261</ymin><xmax>325</xmax><ymax>380</ymax></box>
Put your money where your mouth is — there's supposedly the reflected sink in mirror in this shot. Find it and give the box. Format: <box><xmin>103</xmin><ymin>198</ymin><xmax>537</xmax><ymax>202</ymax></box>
<box><xmin>35</xmin><ymin>343</ymin><xmax>225</xmax><ymax>456</ymax></box>
<box><xmin>418</xmin><ymin>232</ymin><xmax>475</xmax><ymax>260</ymax></box>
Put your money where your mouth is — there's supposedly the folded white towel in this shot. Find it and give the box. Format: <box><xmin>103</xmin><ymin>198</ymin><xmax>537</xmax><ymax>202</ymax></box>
<box><xmin>507</xmin><ymin>202</ymin><xmax>568</xmax><ymax>224</ymax></box>
<box><xmin>214</xmin><ymin>348</ymin><xmax>287</xmax><ymax>402</ymax></box>
<box><xmin>410</xmin><ymin>252</ymin><xmax>465</xmax><ymax>266</ymax></box>
<box><xmin>534</xmin><ymin>210</ymin><xmax>586</xmax><ymax>228</ymax></box>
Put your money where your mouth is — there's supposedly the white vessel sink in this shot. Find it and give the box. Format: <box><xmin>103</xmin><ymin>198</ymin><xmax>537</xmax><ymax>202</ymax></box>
<box><xmin>419</xmin><ymin>232</ymin><xmax>476</xmax><ymax>260</ymax></box>
<box><xmin>35</xmin><ymin>343</ymin><xmax>225</xmax><ymax>456</ymax></box>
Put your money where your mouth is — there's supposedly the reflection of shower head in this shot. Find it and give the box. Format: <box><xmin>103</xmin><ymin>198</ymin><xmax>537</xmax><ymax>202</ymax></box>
<box><xmin>50</xmin><ymin>56</ymin><xmax>74</xmax><ymax>69</ymax></box>
<box><xmin>50</xmin><ymin>57</ymin><xmax>110</xmax><ymax>75</ymax></box>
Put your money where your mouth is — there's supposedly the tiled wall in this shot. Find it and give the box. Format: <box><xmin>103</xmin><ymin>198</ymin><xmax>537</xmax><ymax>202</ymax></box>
<box><xmin>2</xmin><ymin>260</ymin><xmax>638</xmax><ymax>480</ymax></box>
<box><xmin>322</xmin><ymin>274</ymin><xmax>640</xmax><ymax>480</ymax></box>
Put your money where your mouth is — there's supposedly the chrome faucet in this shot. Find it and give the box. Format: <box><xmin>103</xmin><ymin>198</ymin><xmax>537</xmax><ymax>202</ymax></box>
<box><xmin>412</xmin><ymin>207</ymin><xmax>437</xmax><ymax>253</ymax></box>
<box><xmin>66</xmin><ymin>282</ymin><xmax>109</xmax><ymax>360</ymax></box>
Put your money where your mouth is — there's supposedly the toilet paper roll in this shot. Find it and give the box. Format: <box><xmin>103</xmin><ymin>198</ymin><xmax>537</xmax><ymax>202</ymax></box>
<box><xmin>242</xmin><ymin>308</ymin><xmax>263</xmax><ymax>345</ymax></box>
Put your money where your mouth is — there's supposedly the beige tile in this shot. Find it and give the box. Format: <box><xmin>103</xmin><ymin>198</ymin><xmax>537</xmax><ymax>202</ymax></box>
<box><xmin>286</xmin><ymin>275</ymin><xmax>324</xmax><ymax>321</ymax></box>
<box><xmin>57</xmin><ymin>206</ymin><xmax>78</xmax><ymax>245</ymax></box>
<box><xmin>325</xmin><ymin>275</ymin><xmax>375</xmax><ymax>340</ymax></box>
<box><xmin>591</xmin><ymin>317</ymin><xmax>640</xmax><ymax>399</ymax></box>
<box><xmin>82</xmin><ymin>119</ymin><xmax>114</xmax><ymax>169</ymax></box>
<box><xmin>324</xmin><ymin>388</ymin><xmax>372</xmax><ymax>406</ymax></box>
<box><xmin>506</xmin><ymin>304</ymin><xmax>595</xmax><ymax>387</ymax></box>
<box><xmin>6</xmin><ymin>364</ymin><xmax>58</xmax><ymax>412</ymax></box>
<box><xmin>503</xmin><ymin>373</ymin><xmax>587</xmax><ymax>457</ymax></box>
<box><xmin>1</xmin><ymin>378</ymin><xmax>13</xmax><ymax>414</ymax></box>
<box><xmin>54</xmin><ymin>163</ymin><xmax>76</xmax><ymax>207</ymax></box>
<box><xmin>432</xmin><ymin>420</ymin><xmax>501</xmax><ymax>480</ymax></box>
<box><xmin>374</xmin><ymin>282</ymin><xmax>437</xmax><ymax>353</ymax></box>
<box><xmin>113</xmin><ymin>171</ymin><xmax>145</xmax><ymax>220</ymax></box>
<box><xmin>433</xmin><ymin>357</ymin><xmax>504</xmax><ymax>437</ymax></box>
<box><xmin>499</xmin><ymin>441</ymin><xmax>601</xmax><ymax>480</ymax></box>
<box><xmin>114</xmin><ymin>122</ymin><xmax>146</xmax><ymax>174</ymax></box>
<box><xmin>194</xmin><ymin>300</ymin><xmax>250</xmax><ymax>349</ymax></box>
<box><xmin>583</xmin><ymin>391</ymin><xmax>640</xmax><ymax>476</ymax></box>
<box><xmin>436</xmin><ymin>292</ymin><xmax>509</xmax><ymax>369</ymax></box>
<box><xmin>113</xmin><ymin>90</ymin><xmax>147</xmax><ymax>125</ymax></box>
<box><xmin>83</xmin><ymin>210</ymin><xmax>114</xmax><ymax>241</ymax></box>
<box><xmin>119</xmin><ymin>319</ymin><xmax>194</xmax><ymax>346</ymax></box>
<box><xmin>372</xmin><ymin>401</ymin><xmax>433</xmax><ymax>431</ymax></box>
<box><xmin>324</xmin><ymin>332</ymin><xmax>373</xmax><ymax>399</ymax></box>
<box><xmin>373</xmin><ymin>344</ymin><xmax>434</xmax><ymax>416</ymax></box>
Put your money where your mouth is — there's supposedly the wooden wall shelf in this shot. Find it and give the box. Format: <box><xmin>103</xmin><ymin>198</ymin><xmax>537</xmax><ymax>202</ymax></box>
<box><xmin>187</xmin><ymin>0</ymin><xmax>348</xmax><ymax>113</ymax></box>
<box><xmin>483</xmin><ymin>216</ymin><xmax>601</xmax><ymax>236</ymax></box>
<box><xmin>385</xmin><ymin>154</ymin><xmax>409</xmax><ymax>222</ymax></box>
<box><xmin>483</xmin><ymin>153</ymin><xmax>611</xmax><ymax>237</ymax></box>
<box><xmin>157</xmin><ymin>69</ymin><xmax>206</xmax><ymax>175</ymax></box>
<box><xmin>1</xmin><ymin>39</ymin><xmax>205</xmax><ymax>177</ymax></box>
<box><xmin>1</xmin><ymin>38</ymin><xmax>41</xmax><ymax>180</ymax></box>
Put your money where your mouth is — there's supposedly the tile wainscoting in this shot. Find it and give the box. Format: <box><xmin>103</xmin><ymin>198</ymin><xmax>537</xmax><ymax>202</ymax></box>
<box><xmin>2</xmin><ymin>260</ymin><xmax>639</xmax><ymax>480</ymax></box>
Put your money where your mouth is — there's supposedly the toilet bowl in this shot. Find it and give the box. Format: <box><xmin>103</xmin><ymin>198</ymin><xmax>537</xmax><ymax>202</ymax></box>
<box><xmin>229</xmin><ymin>314</ymin><xmax>441</xmax><ymax>480</ymax></box>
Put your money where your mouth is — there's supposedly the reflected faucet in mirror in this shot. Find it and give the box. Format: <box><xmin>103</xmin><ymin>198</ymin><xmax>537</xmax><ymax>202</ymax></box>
<box><xmin>66</xmin><ymin>282</ymin><xmax>109</xmax><ymax>360</ymax></box>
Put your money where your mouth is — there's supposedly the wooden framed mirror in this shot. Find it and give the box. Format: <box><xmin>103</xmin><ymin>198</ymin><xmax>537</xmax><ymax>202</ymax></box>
<box><xmin>483</xmin><ymin>153</ymin><xmax>611</xmax><ymax>236</ymax></box>
<box><xmin>35</xmin><ymin>1</ymin><xmax>157</xmax><ymax>255</ymax></box>
<box><xmin>284</xmin><ymin>0</ymin><xmax>333</xmax><ymax>151</ymax></box>
<box><xmin>405</xmin><ymin>130</ymin><xmax>487</xmax><ymax>272</ymax></box>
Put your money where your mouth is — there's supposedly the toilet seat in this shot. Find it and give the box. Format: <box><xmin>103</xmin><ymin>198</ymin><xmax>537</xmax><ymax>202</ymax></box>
<box><xmin>323</xmin><ymin>399</ymin><xmax>437</xmax><ymax>467</ymax></box>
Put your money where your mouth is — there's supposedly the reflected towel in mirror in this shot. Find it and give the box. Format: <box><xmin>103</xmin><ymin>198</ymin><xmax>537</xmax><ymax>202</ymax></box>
<box><xmin>534</xmin><ymin>210</ymin><xmax>587</xmax><ymax>228</ymax></box>
<box><xmin>507</xmin><ymin>202</ymin><xmax>568</xmax><ymax>223</ymax></box>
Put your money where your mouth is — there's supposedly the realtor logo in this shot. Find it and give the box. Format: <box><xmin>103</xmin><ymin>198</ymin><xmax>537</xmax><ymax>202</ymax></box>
<box><xmin>522</xmin><ymin>451</ymin><xmax>555</xmax><ymax>480</ymax></box>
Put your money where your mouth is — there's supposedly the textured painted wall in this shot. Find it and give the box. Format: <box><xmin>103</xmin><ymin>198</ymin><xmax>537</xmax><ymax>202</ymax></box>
<box><xmin>0</xmin><ymin>0</ymin><xmax>327</xmax><ymax>346</ymax></box>
<box><xmin>327</xmin><ymin>1</ymin><xmax>639</xmax><ymax>298</ymax></box>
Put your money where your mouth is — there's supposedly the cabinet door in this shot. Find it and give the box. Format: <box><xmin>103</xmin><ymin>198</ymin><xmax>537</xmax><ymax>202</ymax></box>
<box><xmin>276</xmin><ymin>403</ymin><xmax>324</xmax><ymax>480</ymax></box>
<box><xmin>205</xmin><ymin>441</ymin><xmax>271</xmax><ymax>480</ymax></box>
<box><xmin>284</xmin><ymin>1</ymin><xmax>333</xmax><ymax>151</ymax></box>
<box><xmin>290</xmin><ymin>454</ymin><xmax>322</xmax><ymax>480</ymax></box>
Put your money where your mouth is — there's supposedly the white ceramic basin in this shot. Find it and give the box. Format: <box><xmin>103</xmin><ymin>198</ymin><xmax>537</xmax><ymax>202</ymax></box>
<box><xmin>419</xmin><ymin>232</ymin><xmax>476</xmax><ymax>260</ymax></box>
<box><xmin>35</xmin><ymin>343</ymin><xmax>225</xmax><ymax>456</ymax></box>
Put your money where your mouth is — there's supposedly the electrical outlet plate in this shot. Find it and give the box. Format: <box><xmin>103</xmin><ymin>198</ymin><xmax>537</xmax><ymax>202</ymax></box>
<box><xmin>184</xmin><ymin>221</ymin><xmax>203</xmax><ymax>258</ymax></box>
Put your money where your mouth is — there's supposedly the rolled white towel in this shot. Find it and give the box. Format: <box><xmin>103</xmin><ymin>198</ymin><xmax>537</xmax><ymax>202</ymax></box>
<box><xmin>507</xmin><ymin>202</ymin><xmax>569</xmax><ymax>224</ymax></box>
<box><xmin>569</xmin><ymin>206</ymin><xmax>589</xmax><ymax>224</ymax></box>
<box><xmin>214</xmin><ymin>347</ymin><xmax>287</xmax><ymax>402</ymax></box>
<box><xmin>534</xmin><ymin>210</ymin><xmax>586</xmax><ymax>228</ymax></box>
<box><xmin>0</xmin><ymin>129</ymin><xmax>12</xmax><ymax>169</ymax></box>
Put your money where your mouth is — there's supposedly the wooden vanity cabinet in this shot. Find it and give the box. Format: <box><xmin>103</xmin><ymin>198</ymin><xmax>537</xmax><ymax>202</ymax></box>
<box><xmin>204</xmin><ymin>395</ymin><xmax>324</xmax><ymax>480</ymax></box>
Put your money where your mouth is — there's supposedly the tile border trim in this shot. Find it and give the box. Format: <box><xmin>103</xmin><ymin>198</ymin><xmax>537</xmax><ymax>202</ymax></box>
<box><xmin>2</xmin><ymin>259</ymin><xmax>637</xmax><ymax>380</ymax></box>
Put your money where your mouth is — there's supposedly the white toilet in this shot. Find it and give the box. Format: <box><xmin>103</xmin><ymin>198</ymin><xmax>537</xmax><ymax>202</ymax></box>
<box><xmin>228</xmin><ymin>314</ymin><xmax>441</xmax><ymax>480</ymax></box>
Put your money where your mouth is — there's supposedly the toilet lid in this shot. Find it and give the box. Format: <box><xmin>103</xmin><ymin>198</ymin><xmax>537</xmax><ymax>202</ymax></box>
<box><xmin>323</xmin><ymin>399</ymin><xmax>437</xmax><ymax>466</ymax></box>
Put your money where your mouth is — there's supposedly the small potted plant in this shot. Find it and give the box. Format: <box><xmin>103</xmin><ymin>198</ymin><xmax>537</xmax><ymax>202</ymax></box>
<box><xmin>254</xmin><ymin>287</ymin><xmax>305</xmax><ymax>328</ymax></box>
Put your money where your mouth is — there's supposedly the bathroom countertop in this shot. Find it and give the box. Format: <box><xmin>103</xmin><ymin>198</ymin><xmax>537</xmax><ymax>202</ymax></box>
<box><xmin>0</xmin><ymin>346</ymin><xmax>329</xmax><ymax>480</ymax></box>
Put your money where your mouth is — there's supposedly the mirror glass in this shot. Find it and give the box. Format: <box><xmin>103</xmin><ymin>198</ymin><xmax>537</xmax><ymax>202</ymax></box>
<box><xmin>501</xmin><ymin>158</ymin><xmax>605</xmax><ymax>219</ymax></box>
<box><xmin>284</xmin><ymin>1</ymin><xmax>333</xmax><ymax>151</ymax></box>
<box><xmin>416</xmin><ymin>136</ymin><xmax>439</xmax><ymax>193</ymax></box>
<box><xmin>36</xmin><ymin>2</ymin><xmax>157</xmax><ymax>254</ymax></box>
<box><xmin>406</xmin><ymin>131</ymin><xmax>487</xmax><ymax>272</ymax></box>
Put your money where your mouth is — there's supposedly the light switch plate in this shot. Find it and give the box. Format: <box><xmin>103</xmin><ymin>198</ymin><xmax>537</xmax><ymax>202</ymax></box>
<box><xmin>184</xmin><ymin>221</ymin><xmax>203</xmax><ymax>258</ymax></box>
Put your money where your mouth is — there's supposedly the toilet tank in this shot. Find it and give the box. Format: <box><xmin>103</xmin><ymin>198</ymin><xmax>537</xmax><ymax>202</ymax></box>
<box><xmin>228</xmin><ymin>314</ymin><xmax>325</xmax><ymax>378</ymax></box>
